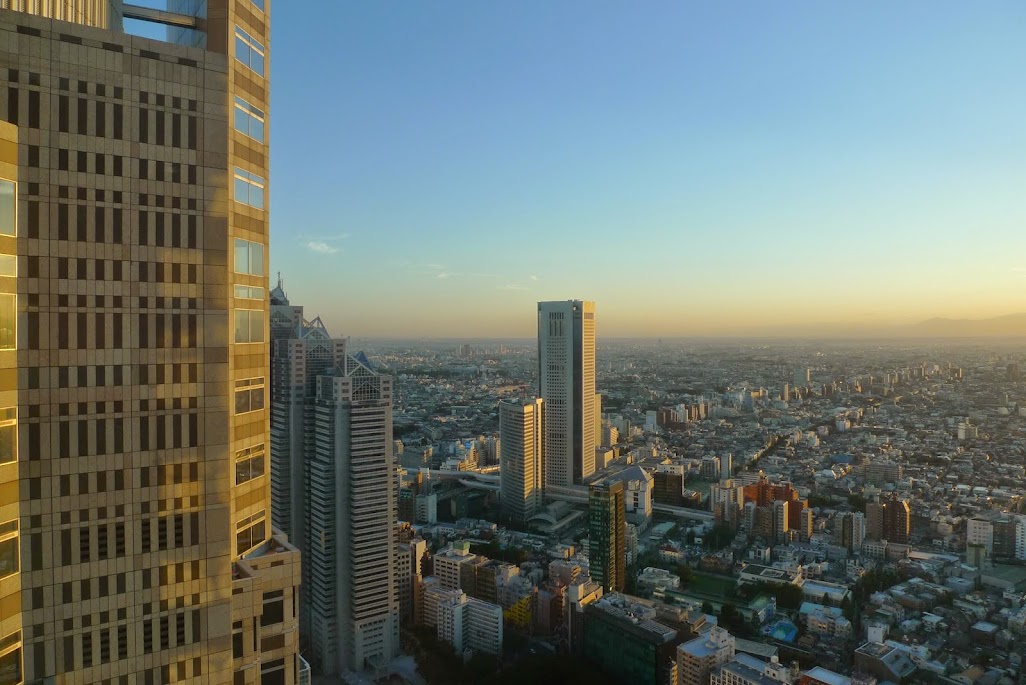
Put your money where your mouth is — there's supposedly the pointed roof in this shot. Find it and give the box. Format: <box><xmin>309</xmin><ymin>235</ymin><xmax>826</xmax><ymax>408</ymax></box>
<box><xmin>269</xmin><ymin>272</ymin><xmax>288</xmax><ymax>305</ymax></box>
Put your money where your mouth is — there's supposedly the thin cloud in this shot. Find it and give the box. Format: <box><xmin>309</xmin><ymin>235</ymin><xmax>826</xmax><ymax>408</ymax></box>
<box><xmin>306</xmin><ymin>241</ymin><xmax>340</xmax><ymax>255</ymax></box>
<box><xmin>529</xmin><ymin>274</ymin><xmax>539</xmax><ymax>281</ymax></box>
<box><xmin>499</xmin><ymin>283</ymin><xmax>528</xmax><ymax>291</ymax></box>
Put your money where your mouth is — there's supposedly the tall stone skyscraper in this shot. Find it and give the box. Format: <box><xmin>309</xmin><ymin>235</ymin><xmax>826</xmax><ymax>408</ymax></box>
<box><xmin>0</xmin><ymin>2</ymin><xmax>306</xmax><ymax>684</ymax></box>
<box><xmin>537</xmin><ymin>300</ymin><xmax>596</xmax><ymax>486</ymax></box>
<box><xmin>498</xmin><ymin>397</ymin><xmax>543</xmax><ymax>525</ymax></box>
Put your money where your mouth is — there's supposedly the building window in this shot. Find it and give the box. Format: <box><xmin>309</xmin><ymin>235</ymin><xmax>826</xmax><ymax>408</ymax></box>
<box><xmin>234</xmin><ymin>285</ymin><xmax>264</xmax><ymax>300</ymax></box>
<box><xmin>0</xmin><ymin>295</ymin><xmax>13</xmax><ymax>350</ymax></box>
<box><xmin>234</xmin><ymin>238</ymin><xmax>264</xmax><ymax>276</ymax></box>
<box><xmin>234</xmin><ymin>167</ymin><xmax>265</xmax><ymax>209</ymax></box>
<box><xmin>0</xmin><ymin>179</ymin><xmax>13</xmax><ymax>237</ymax></box>
<box><xmin>0</xmin><ymin>408</ymin><xmax>15</xmax><ymax>464</ymax></box>
<box><xmin>235</xmin><ymin>444</ymin><xmax>265</xmax><ymax>485</ymax></box>
<box><xmin>232</xmin><ymin>621</ymin><xmax>244</xmax><ymax>659</ymax></box>
<box><xmin>260</xmin><ymin>659</ymin><xmax>285</xmax><ymax>685</ymax></box>
<box><xmin>0</xmin><ymin>256</ymin><xmax>13</xmax><ymax>278</ymax></box>
<box><xmin>0</xmin><ymin>520</ymin><xmax>18</xmax><ymax>580</ymax></box>
<box><xmin>235</xmin><ymin>27</ymin><xmax>265</xmax><ymax>77</ymax></box>
<box><xmin>250</xmin><ymin>0</ymin><xmax>265</xmax><ymax>11</ymax></box>
<box><xmin>0</xmin><ymin>630</ymin><xmax>20</xmax><ymax>685</ymax></box>
<box><xmin>234</xmin><ymin>378</ymin><xmax>265</xmax><ymax>414</ymax></box>
<box><xmin>233</xmin><ymin>97</ymin><xmax>265</xmax><ymax>142</ymax></box>
<box><xmin>260</xmin><ymin>593</ymin><xmax>284</xmax><ymax>627</ymax></box>
<box><xmin>234</xmin><ymin>309</ymin><xmax>265</xmax><ymax>344</ymax></box>
<box><xmin>236</xmin><ymin>511</ymin><xmax>266</xmax><ymax>556</ymax></box>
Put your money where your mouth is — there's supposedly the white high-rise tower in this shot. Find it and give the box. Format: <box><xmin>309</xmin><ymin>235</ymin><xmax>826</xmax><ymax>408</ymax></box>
<box><xmin>538</xmin><ymin>300</ymin><xmax>597</xmax><ymax>486</ymax></box>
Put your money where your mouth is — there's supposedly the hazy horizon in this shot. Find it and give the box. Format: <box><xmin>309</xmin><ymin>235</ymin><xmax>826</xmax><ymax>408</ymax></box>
<box><xmin>269</xmin><ymin>2</ymin><xmax>1025</xmax><ymax>337</ymax></box>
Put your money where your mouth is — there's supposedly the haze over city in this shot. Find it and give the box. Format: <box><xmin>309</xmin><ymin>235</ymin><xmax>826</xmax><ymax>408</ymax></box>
<box><xmin>268</xmin><ymin>1</ymin><xmax>1026</xmax><ymax>337</ymax></box>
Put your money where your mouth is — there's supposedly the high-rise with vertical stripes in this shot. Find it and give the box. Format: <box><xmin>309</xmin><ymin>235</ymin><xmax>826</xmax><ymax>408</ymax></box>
<box><xmin>537</xmin><ymin>300</ymin><xmax>596</xmax><ymax>487</ymax></box>
<box><xmin>268</xmin><ymin>284</ymin><xmax>401</xmax><ymax>676</ymax></box>
<box><xmin>0</xmin><ymin>1</ymin><xmax>306</xmax><ymax>683</ymax></box>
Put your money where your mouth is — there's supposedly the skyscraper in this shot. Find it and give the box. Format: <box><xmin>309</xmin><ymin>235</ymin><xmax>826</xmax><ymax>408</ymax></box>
<box><xmin>0</xmin><ymin>2</ymin><xmax>306</xmax><ymax>684</ymax></box>
<box><xmin>538</xmin><ymin>300</ymin><xmax>596</xmax><ymax>486</ymax></box>
<box><xmin>307</xmin><ymin>355</ymin><xmax>400</xmax><ymax>674</ymax></box>
<box><xmin>589</xmin><ymin>479</ymin><xmax>626</xmax><ymax>593</ymax></box>
<box><xmin>268</xmin><ymin>282</ymin><xmax>346</xmax><ymax>639</ymax></box>
<box><xmin>499</xmin><ymin>397</ymin><xmax>544</xmax><ymax>524</ymax></box>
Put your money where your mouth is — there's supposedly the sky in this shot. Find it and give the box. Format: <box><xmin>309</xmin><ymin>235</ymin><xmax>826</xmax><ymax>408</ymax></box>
<box><xmin>266</xmin><ymin>1</ymin><xmax>1026</xmax><ymax>338</ymax></box>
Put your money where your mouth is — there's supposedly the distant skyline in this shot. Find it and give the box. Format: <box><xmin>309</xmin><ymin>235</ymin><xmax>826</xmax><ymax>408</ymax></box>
<box><xmin>269</xmin><ymin>2</ymin><xmax>1025</xmax><ymax>337</ymax></box>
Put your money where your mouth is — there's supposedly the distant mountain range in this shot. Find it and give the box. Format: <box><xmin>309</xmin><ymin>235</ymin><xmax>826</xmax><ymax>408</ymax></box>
<box><xmin>909</xmin><ymin>313</ymin><xmax>1026</xmax><ymax>337</ymax></box>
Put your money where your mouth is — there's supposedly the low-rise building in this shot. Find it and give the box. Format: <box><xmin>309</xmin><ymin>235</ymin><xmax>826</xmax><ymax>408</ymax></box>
<box><xmin>678</xmin><ymin>627</ymin><xmax>736</xmax><ymax>685</ymax></box>
<box><xmin>437</xmin><ymin>592</ymin><xmax>504</xmax><ymax>655</ymax></box>
<box><xmin>584</xmin><ymin>595</ymin><xmax>679</xmax><ymax>685</ymax></box>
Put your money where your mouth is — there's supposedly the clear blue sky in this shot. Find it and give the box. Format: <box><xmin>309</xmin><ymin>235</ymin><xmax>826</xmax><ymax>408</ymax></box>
<box><xmin>267</xmin><ymin>1</ymin><xmax>1026</xmax><ymax>337</ymax></box>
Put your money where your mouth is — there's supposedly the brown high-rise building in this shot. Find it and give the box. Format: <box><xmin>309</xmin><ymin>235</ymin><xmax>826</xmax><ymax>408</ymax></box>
<box><xmin>0</xmin><ymin>2</ymin><xmax>305</xmax><ymax>684</ymax></box>
<box><xmin>742</xmin><ymin>478</ymin><xmax>810</xmax><ymax>532</ymax></box>
<box><xmin>866</xmin><ymin>497</ymin><xmax>911</xmax><ymax>544</ymax></box>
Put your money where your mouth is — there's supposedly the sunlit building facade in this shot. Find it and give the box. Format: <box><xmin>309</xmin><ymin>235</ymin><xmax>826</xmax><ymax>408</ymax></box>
<box><xmin>0</xmin><ymin>1</ymin><xmax>306</xmax><ymax>683</ymax></box>
<box><xmin>537</xmin><ymin>300</ymin><xmax>596</xmax><ymax>486</ymax></box>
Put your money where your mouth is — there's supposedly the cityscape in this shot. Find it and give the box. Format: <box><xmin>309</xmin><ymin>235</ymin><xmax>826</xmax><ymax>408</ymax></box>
<box><xmin>0</xmin><ymin>2</ymin><xmax>1024</xmax><ymax>685</ymax></box>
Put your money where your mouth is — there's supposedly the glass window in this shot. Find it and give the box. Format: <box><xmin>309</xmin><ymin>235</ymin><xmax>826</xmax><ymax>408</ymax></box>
<box><xmin>261</xmin><ymin>591</ymin><xmax>284</xmax><ymax>627</ymax></box>
<box><xmin>0</xmin><ymin>255</ymin><xmax>14</xmax><ymax>278</ymax></box>
<box><xmin>234</xmin><ymin>285</ymin><xmax>264</xmax><ymax>300</ymax></box>
<box><xmin>234</xmin><ymin>167</ymin><xmax>265</xmax><ymax>209</ymax></box>
<box><xmin>234</xmin><ymin>309</ymin><xmax>265</xmax><ymax>344</ymax></box>
<box><xmin>235</xmin><ymin>444</ymin><xmax>266</xmax><ymax>485</ymax></box>
<box><xmin>233</xmin><ymin>97</ymin><xmax>265</xmax><ymax>142</ymax></box>
<box><xmin>234</xmin><ymin>238</ymin><xmax>265</xmax><ymax>276</ymax></box>
<box><xmin>0</xmin><ymin>520</ymin><xmax>18</xmax><ymax>581</ymax></box>
<box><xmin>0</xmin><ymin>295</ymin><xmax>14</xmax><ymax>350</ymax></box>
<box><xmin>234</xmin><ymin>378</ymin><xmax>265</xmax><ymax>414</ymax></box>
<box><xmin>0</xmin><ymin>180</ymin><xmax>13</xmax><ymax>237</ymax></box>
<box><xmin>0</xmin><ymin>408</ymin><xmax>15</xmax><ymax>464</ymax></box>
<box><xmin>234</xmin><ymin>27</ymin><xmax>265</xmax><ymax>77</ymax></box>
<box><xmin>250</xmin><ymin>0</ymin><xmax>265</xmax><ymax>11</ymax></box>
<box><xmin>0</xmin><ymin>644</ymin><xmax>20</xmax><ymax>685</ymax></box>
<box><xmin>236</xmin><ymin>510</ymin><xmax>266</xmax><ymax>556</ymax></box>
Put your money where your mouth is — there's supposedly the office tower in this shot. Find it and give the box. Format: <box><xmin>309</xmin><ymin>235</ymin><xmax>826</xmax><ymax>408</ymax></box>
<box><xmin>966</xmin><ymin>517</ymin><xmax>994</xmax><ymax>555</ymax></box>
<box><xmin>433</xmin><ymin>541</ymin><xmax>478</xmax><ymax>591</ymax></box>
<box><xmin>589</xmin><ymin>479</ymin><xmax>626</xmax><ymax>593</ymax></box>
<box><xmin>0</xmin><ymin>3</ymin><xmax>308</xmax><ymax>684</ymax></box>
<box><xmin>538</xmin><ymin>300</ymin><xmax>596</xmax><ymax>486</ymax></box>
<box><xmin>720</xmin><ymin>453</ymin><xmax>732</xmax><ymax>481</ymax></box>
<box><xmin>678</xmin><ymin>627</ymin><xmax>736</xmax><ymax>685</ymax></box>
<box><xmin>498</xmin><ymin>397</ymin><xmax>544</xmax><ymax>524</ymax></box>
<box><xmin>794</xmin><ymin>368</ymin><xmax>810</xmax><ymax>386</ymax></box>
<box><xmin>781</xmin><ymin>383</ymin><xmax>790</xmax><ymax>401</ymax></box>
<box><xmin>307</xmin><ymin>356</ymin><xmax>399</xmax><ymax>674</ymax></box>
<box><xmin>268</xmin><ymin>283</ymin><xmax>345</xmax><ymax>581</ymax></box>
<box><xmin>594</xmin><ymin>393</ymin><xmax>603</xmax><ymax>447</ymax></box>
